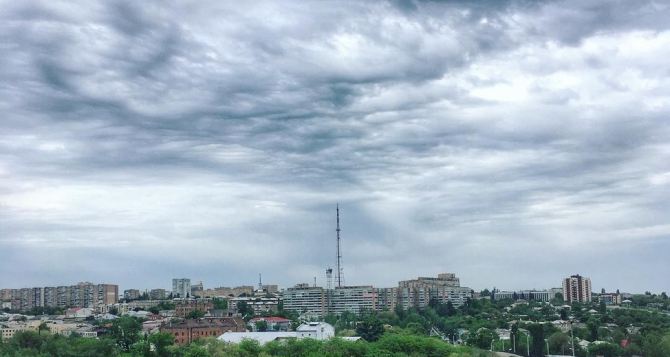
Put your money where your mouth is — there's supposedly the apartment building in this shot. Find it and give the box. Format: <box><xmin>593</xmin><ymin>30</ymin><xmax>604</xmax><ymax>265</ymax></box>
<box><xmin>150</xmin><ymin>289</ymin><xmax>167</xmax><ymax>300</ymax></box>
<box><xmin>563</xmin><ymin>274</ymin><xmax>592</xmax><ymax>303</ymax></box>
<box><xmin>281</xmin><ymin>285</ymin><xmax>327</xmax><ymax>316</ymax></box>
<box><xmin>280</xmin><ymin>273</ymin><xmax>472</xmax><ymax>316</ymax></box>
<box><xmin>195</xmin><ymin>286</ymin><xmax>255</xmax><ymax>298</ymax></box>
<box><xmin>397</xmin><ymin>273</ymin><xmax>472</xmax><ymax>309</ymax></box>
<box><xmin>172</xmin><ymin>279</ymin><xmax>192</xmax><ymax>298</ymax></box>
<box><xmin>124</xmin><ymin>289</ymin><xmax>141</xmax><ymax>301</ymax></box>
<box><xmin>1</xmin><ymin>283</ymin><xmax>118</xmax><ymax>311</ymax></box>
<box><xmin>493</xmin><ymin>290</ymin><xmax>554</xmax><ymax>302</ymax></box>
<box><xmin>229</xmin><ymin>296</ymin><xmax>280</xmax><ymax>315</ymax></box>
<box><xmin>328</xmin><ymin>286</ymin><xmax>377</xmax><ymax>314</ymax></box>
<box><xmin>375</xmin><ymin>287</ymin><xmax>399</xmax><ymax>311</ymax></box>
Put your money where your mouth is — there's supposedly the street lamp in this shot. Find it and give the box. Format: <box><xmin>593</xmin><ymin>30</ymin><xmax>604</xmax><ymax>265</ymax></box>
<box><xmin>519</xmin><ymin>328</ymin><xmax>530</xmax><ymax>357</ymax></box>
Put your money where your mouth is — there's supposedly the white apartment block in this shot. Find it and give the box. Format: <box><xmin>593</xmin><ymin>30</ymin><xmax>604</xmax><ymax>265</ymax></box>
<box><xmin>172</xmin><ymin>278</ymin><xmax>192</xmax><ymax>298</ymax></box>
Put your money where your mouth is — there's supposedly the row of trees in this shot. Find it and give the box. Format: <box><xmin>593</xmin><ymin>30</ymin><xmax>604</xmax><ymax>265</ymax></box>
<box><xmin>0</xmin><ymin>327</ymin><xmax>481</xmax><ymax>357</ymax></box>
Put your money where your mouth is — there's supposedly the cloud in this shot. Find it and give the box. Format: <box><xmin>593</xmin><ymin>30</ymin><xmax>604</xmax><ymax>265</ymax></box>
<box><xmin>0</xmin><ymin>0</ymin><xmax>669</xmax><ymax>293</ymax></box>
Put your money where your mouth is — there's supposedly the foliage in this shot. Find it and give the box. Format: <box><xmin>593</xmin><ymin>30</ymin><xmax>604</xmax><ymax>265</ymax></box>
<box><xmin>157</xmin><ymin>301</ymin><xmax>176</xmax><ymax>311</ymax></box>
<box><xmin>236</xmin><ymin>301</ymin><xmax>253</xmax><ymax>317</ymax></box>
<box><xmin>255</xmin><ymin>320</ymin><xmax>268</xmax><ymax>332</ymax></box>
<box><xmin>149</xmin><ymin>332</ymin><xmax>175</xmax><ymax>357</ymax></box>
<box><xmin>109</xmin><ymin>316</ymin><xmax>143</xmax><ymax>351</ymax></box>
<box><xmin>355</xmin><ymin>314</ymin><xmax>384</xmax><ymax>342</ymax></box>
<box><xmin>186</xmin><ymin>310</ymin><xmax>206</xmax><ymax>319</ymax></box>
<box><xmin>212</xmin><ymin>298</ymin><xmax>228</xmax><ymax>310</ymax></box>
<box><xmin>527</xmin><ymin>323</ymin><xmax>544</xmax><ymax>357</ymax></box>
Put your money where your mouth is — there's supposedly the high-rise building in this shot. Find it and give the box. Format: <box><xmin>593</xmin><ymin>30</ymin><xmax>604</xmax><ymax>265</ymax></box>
<box><xmin>328</xmin><ymin>286</ymin><xmax>377</xmax><ymax>314</ymax></box>
<box><xmin>562</xmin><ymin>274</ymin><xmax>592</xmax><ymax>303</ymax></box>
<box><xmin>0</xmin><ymin>283</ymin><xmax>117</xmax><ymax>311</ymax></box>
<box><xmin>172</xmin><ymin>278</ymin><xmax>192</xmax><ymax>298</ymax></box>
<box><xmin>98</xmin><ymin>284</ymin><xmax>119</xmax><ymax>305</ymax></box>
<box><xmin>397</xmin><ymin>273</ymin><xmax>471</xmax><ymax>309</ymax></box>
<box><xmin>280</xmin><ymin>273</ymin><xmax>472</xmax><ymax>317</ymax></box>
<box><xmin>281</xmin><ymin>284</ymin><xmax>327</xmax><ymax>316</ymax></box>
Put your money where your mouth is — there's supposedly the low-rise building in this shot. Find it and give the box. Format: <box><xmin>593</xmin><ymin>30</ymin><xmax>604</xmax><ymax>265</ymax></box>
<box><xmin>218</xmin><ymin>322</ymin><xmax>335</xmax><ymax>345</ymax></box>
<box><xmin>174</xmin><ymin>299</ymin><xmax>214</xmax><ymax>318</ymax></box>
<box><xmin>160</xmin><ymin>318</ymin><xmax>245</xmax><ymax>345</ymax></box>
<box><xmin>296</xmin><ymin>322</ymin><xmax>335</xmax><ymax>340</ymax></box>
<box><xmin>196</xmin><ymin>286</ymin><xmax>255</xmax><ymax>298</ymax></box>
<box><xmin>493</xmin><ymin>290</ymin><xmax>553</xmax><ymax>302</ymax></box>
<box><xmin>230</xmin><ymin>296</ymin><xmax>279</xmax><ymax>315</ymax></box>
<box><xmin>249</xmin><ymin>316</ymin><xmax>291</xmax><ymax>332</ymax></box>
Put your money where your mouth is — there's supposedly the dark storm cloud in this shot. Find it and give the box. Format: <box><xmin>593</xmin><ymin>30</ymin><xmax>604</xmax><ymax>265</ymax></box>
<box><xmin>1</xmin><ymin>0</ymin><xmax>669</xmax><ymax>293</ymax></box>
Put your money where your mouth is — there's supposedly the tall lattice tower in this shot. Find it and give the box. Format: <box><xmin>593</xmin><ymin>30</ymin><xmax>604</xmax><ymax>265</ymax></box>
<box><xmin>336</xmin><ymin>204</ymin><xmax>344</xmax><ymax>288</ymax></box>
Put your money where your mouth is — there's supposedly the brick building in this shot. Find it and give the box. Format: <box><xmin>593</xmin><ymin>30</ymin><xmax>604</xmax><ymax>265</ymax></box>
<box><xmin>160</xmin><ymin>318</ymin><xmax>245</xmax><ymax>345</ymax></box>
<box><xmin>174</xmin><ymin>299</ymin><xmax>214</xmax><ymax>318</ymax></box>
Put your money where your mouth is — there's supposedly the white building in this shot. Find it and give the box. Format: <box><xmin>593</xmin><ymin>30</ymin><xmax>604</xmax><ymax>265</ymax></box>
<box><xmin>296</xmin><ymin>322</ymin><xmax>335</xmax><ymax>340</ymax></box>
<box><xmin>172</xmin><ymin>278</ymin><xmax>191</xmax><ymax>298</ymax></box>
<box><xmin>218</xmin><ymin>322</ymin><xmax>336</xmax><ymax>345</ymax></box>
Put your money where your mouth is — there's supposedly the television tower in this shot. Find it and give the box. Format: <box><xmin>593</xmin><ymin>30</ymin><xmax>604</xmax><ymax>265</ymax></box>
<box><xmin>336</xmin><ymin>204</ymin><xmax>343</xmax><ymax>288</ymax></box>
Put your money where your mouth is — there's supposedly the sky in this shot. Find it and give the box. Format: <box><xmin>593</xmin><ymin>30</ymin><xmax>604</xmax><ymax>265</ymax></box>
<box><xmin>1</xmin><ymin>0</ymin><xmax>669</xmax><ymax>294</ymax></box>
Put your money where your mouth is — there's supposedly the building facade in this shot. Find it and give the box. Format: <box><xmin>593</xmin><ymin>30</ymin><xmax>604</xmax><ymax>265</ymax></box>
<box><xmin>397</xmin><ymin>273</ymin><xmax>472</xmax><ymax>309</ymax></box>
<box><xmin>563</xmin><ymin>275</ymin><xmax>592</xmax><ymax>303</ymax></box>
<box><xmin>124</xmin><ymin>289</ymin><xmax>141</xmax><ymax>301</ymax></box>
<box><xmin>280</xmin><ymin>273</ymin><xmax>472</xmax><ymax>316</ymax></box>
<box><xmin>150</xmin><ymin>289</ymin><xmax>167</xmax><ymax>300</ymax></box>
<box><xmin>195</xmin><ymin>286</ymin><xmax>255</xmax><ymax>298</ymax></box>
<box><xmin>160</xmin><ymin>318</ymin><xmax>245</xmax><ymax>345</ymax></box>
<box><xmin>281</xmin><ymin>285</ymin><xmax>327</xmax><ymax>316</ymax></box>
<box><xmin>493</xmin><ymin>290</ymin><xmax>554</xmax><ymax>302</ymax></box>
<box><xmin>229</xmin><ymin>296</ymin><xmax>279</xmax><ymax>315</ymax></box>
<box><xmin>174</xmin><ymin>299</ymin><xmax>214</xmax><ymax>318</ymax></box>
<box><xmin>328</xmin><ymin>286</ymin><xmax>377</xmax><ymax>314</ymax></box>
<box><xmin>172</xmin><ymin>279</ymin><xmax>192</xmax><ymax>298</ymax></box>
<box><xmin>0</xmin><ymin>283</ymin><xmax>118</xmax><ymax>311</ymax></box>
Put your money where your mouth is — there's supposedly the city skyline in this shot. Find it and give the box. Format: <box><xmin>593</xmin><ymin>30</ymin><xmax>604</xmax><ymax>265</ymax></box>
<box><xmin>1</xmin><ymin>1</ymin><xmax>669</xmax><ymax>293</ymax></box>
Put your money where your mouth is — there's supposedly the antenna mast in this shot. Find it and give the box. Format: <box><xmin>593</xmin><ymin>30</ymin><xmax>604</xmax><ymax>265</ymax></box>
<box><xmin>336</xmin><ymin>204</ymin><xmax>343</xmax><ymax>288</ymax></box>
<box><xmin>258</xmin><ymin>273</ymin><xmax>262</xmax><ymax>292</ymax></box>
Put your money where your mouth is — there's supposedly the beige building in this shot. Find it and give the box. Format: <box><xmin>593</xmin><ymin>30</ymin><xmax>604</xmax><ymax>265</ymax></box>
<box><xmin>562</xmin><ymin>274</ymin><xmax>592</xmax><ymax>303</ymax></box>
<box><xmin>397</xmin><ymin>273</ymin><xmax>472</xmax><ymax>309</ymax></box>
<box><xmin>196</xmin><ymin>286</ymin><xmax>255</xmax><ymax>298</ymax></box>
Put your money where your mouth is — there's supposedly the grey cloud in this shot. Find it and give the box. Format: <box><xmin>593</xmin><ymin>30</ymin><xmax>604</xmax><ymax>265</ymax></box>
<box><xmin>0</xmin><ymin>0</ymin><xmax>669</xmax><ymax>293</ymax></box>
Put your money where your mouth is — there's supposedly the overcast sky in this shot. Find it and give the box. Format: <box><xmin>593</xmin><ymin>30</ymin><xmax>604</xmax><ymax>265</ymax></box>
<box><xmin>1</xmin><ymin>0</ymin><xmax>669</xmax><ymax>294</ymax></box>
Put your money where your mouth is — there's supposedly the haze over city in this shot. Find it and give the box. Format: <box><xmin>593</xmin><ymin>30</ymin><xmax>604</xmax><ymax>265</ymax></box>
<box><xmin>1</xmin><ymin>0</ymin><xmax>669</xmax><ymax>294</ymax></box>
